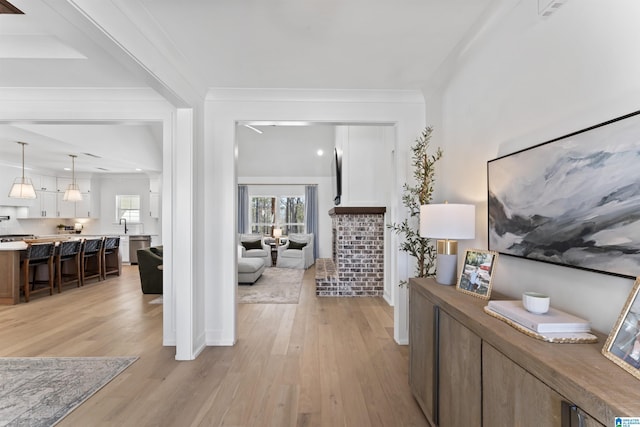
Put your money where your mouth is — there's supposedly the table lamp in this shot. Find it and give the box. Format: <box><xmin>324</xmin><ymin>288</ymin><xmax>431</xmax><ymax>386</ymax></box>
<box><xmin>420</xmin><ymin>203</ymin><xmax>475</xmax><ymax>285</ymax></box>
<box><xmin>273</xmin><ymin>228</ymin><xmax>282</xmax><ymax>246</ymax></box>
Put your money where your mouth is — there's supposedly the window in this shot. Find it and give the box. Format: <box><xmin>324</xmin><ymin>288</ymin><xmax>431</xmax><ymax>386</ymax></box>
<box><xmin>116</xmin><ymin>195</ymin><xmax>141</xmax><ymax>223</ymax></box>
<box><xmin>250</xmin><ymin>195</ymin><xmax>305</xmax><ymax>236</ymax></box>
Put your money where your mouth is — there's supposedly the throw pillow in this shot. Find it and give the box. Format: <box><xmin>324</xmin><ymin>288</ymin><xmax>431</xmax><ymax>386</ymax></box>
<box><xmin>288</xmin><ymin>240</ymin><xmax>307</xmax><ymax>250</ymax></box>
<box><xmin>242</xmin><ymin>239</ymin><xmax>263</xmax><ymax>250</ymax></box>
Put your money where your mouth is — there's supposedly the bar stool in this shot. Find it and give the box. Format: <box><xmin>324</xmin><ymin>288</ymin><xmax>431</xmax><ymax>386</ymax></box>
<box><xmin>56</xmin><ymin>240</ymin><xmax>83</xmax><ymax>292</ymax></box>
<box><xmin>81</xmin><ymin>237</ymin><xmax>104</xmax><ymax>286</ymax></box>
<box><xmin>21</xmin><ymin>242</ymin><xmax>56</xmax><ymax>302</ymax></box>
<box><xmin>102</xmin><ymin>236</ymin><xmax>121</xmax><ymax>280</ymax></box>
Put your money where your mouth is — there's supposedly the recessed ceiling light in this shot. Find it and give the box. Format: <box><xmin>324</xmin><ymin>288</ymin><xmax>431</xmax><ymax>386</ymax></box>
<box><xmin>63</xmin><ymin>167</ymin><xmax>71</xmax><ymax>171</ymax></box>
<box><xmin>135</xmin><ymin>168</ymin><xmax>142</xmax><ymax>171</ymax></box>
<box><xmin>317</xmin><ymin>149</ymin><xmax>324</xmax><ymax>156</ymax></box>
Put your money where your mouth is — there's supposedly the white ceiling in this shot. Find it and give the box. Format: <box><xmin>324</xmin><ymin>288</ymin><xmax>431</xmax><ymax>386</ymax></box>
<box><xmin>0</xmin><ymin>0</ymin><xmax>503</xmax><ymax>173</ymax></box>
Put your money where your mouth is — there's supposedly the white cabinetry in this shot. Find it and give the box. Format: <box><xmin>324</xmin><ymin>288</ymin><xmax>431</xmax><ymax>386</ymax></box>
<box><xmin>75</xmin><ymin>193</ymin><xmax>92</xmax><ymax>218</ymax></box>
<box><xmin>149</xmin><ymin>193</ymin><xmax>160</xmax><ymax>218</ymax></box>
<box><xmin>28</xmin><ymin>191</ymin><xmax>58</xmax><ymax>218</ymax></box>
<box><xmin>55</xmin><ymin>177</ymin><xmax>94</xmax><ymax>219</ymax></box>
<box><xmin>57</xmin><ymin>192</ymin><xmax>92</xmax><ymax>218</ymax></box>
<box><xmin>31</xmin><ymin>174</ymin><xmax>57</xmax><ymax>192</ymax></box>
<box><xmin>120</xmin><ymin>235</ymin><xmax>130</xmax><ymax>264</ymax></box>
<box><xmin>149</xmin><ymin>176</ymin><xmax>160</xmax><ymax>219</ymax></box>
<box><xmin>57</xmin><ymin>194</ymin><xmax>75</xmax><ymax>218</ymax></box>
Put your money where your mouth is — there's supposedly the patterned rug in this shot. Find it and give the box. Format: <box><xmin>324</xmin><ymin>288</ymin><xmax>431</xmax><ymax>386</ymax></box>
<box><xmin>0</xmin><ymin>356</ymin><xmax>137</xmax><ymax>427</ymax></box>
<box><xmin>238</xmin><ymin>267</ymin><xmax>304</xmax><ymax>304</ymax></box>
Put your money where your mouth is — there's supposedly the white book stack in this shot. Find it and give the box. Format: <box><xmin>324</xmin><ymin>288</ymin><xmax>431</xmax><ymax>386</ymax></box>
<box><xmin>486</xmin><ymin>300</ymin><xmax>591</xmax><ymax>334</ymax></box>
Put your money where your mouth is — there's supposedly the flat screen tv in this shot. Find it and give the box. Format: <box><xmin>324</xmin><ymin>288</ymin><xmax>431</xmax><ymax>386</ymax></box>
<box><xmin>332</xmin><ymin>147</ymin><xmax>342</xmax><ymax>205</ymax></box>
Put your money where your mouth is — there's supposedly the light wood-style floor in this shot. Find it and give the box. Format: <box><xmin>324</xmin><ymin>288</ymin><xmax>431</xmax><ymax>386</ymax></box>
<box><xmin>0</xmin><ymin>265</ymin><xmax>428</xmax><ymax>427</ymax></box>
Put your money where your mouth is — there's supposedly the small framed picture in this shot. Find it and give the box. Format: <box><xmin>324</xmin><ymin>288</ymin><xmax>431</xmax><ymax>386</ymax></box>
<box><xmin>456</xmin><ymin>249</ymin><xmax>498</xmax><ymax>300</ymax></box>
<box><xmin>602</xmin><ymin>277</ymin><xmax>640</xmax><ymax>380</ymax></box>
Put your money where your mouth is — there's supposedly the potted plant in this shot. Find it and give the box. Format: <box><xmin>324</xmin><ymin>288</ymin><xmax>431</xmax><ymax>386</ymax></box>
<box><xmin>388</xmin><ymin>126</ymin><xmax>443</xmax><ymax>284</ymax></box>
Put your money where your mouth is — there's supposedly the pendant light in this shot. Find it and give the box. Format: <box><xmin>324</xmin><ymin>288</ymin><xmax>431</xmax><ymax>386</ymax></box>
<box><xmin>63</xmin><ymin>154</ymin><xmax>83</xmax><ymax>202</ymax></box>
<box><xmin>8</xmin><ymin>141</ymin><xmax>37</xmax><ymax>199</ymax></box>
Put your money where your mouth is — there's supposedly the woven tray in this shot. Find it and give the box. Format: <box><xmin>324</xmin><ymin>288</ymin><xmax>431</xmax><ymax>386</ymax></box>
<box><xmin>484</xmin><ymin>306</ymin><xmax>598</xmax><ymax>344</ymax></box>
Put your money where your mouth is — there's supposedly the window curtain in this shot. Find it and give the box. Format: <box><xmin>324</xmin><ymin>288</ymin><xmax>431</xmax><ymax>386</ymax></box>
<box><xmin>305</xmin><ymin>185</ymin><xmax>319</xmax><ymax>259</ymax></box>
<box><xmin>238</xmin><ymin>185</ymin><xmax>249</xmax><ymax>234</ymax></box>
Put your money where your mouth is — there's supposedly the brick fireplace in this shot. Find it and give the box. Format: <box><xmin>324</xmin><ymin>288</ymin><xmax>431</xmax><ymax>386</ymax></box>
<box><xmin>316</xmin><ymin>207</ymin><xmax>386</xmax><ymax>296</ymax></box>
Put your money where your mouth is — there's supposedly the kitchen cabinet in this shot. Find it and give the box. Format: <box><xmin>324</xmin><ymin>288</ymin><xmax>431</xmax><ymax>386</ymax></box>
<box><xmin>149</xmin><ymin>176</ymin><xmax>160</xmax><ymax>218</ymax></box>
<box><xmin>29</xmin><ymin>173</ymin><xmax>57</xmax><ymax>192</ymax></box>
<box><xmin>75</xmin><ymin>178</ymin><xmax>91</xmax><ymax>193</ymax></box>
<box><xmin>120</xmin><ymin>235</ymin><xmax>130</xmax><ymax>263</ymax></box>
<box><xmin>409</xmin><ymin>278</ymin><xmax>639</xmax><ymax>426</ymax></box>
<box><xmin>57</xmin><ymin>193</ymin><xmax>76</xmax><ymax>218</ymax></box>
<box><xmin>27</xmin><ymin>191</ymin><xmax>58</xmax><ymax>218</ymax></box>
<box><xmin>149</xmin><ymin>176</ymin><xmax>161</xmax><ymax>193</ymax></box>
<box><xmin>57</xmin><ymin>177</ymin><xmax>90</xmax><ymax>194</ymax></box>
<box><xmin>149</xmin><ymin>192</ymin><xmax>160</xmax><ymax>218</ymax></box>
<box><xmin>75</xmin><ymin>193</ymin><xmax>91</xmax><ymax>218</ymax></box>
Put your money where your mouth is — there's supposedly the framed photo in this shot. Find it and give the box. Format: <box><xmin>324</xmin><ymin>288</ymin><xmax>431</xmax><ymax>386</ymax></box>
<box><xmin>457</xmin><ymin>249</ymin><xmax>498</xmax><ymax>300</ymax></box>
<box><xmin>488</xmin><ymin>110</ymin><xmax>640</xmax><ymax>278</ymax></box>
<box><xmin>602</xmin><ymin>277</ymin><xmax>640</xmax><ymax>380</ymax></box>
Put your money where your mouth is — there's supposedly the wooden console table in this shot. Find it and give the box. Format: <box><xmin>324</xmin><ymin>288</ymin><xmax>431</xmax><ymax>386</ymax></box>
<box><xmin>409</xmin><ymin>277</ymin><xmax>640</xmax><ymax>426</ymax></box>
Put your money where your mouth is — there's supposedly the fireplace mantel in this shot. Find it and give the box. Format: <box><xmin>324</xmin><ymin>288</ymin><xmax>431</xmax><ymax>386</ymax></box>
<box><xmin>328</xmin><ymin>206</ymin><xmax>386</xmax><ymax>215</ymax></box>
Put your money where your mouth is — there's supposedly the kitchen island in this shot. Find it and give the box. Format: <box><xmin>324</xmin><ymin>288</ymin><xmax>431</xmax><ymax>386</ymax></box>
<box><xmin>0</xmin><ymin>241</ymin><xmax>28</xmax><ymax>305</ymax></box>
<box><xmin>0</xmin><ymin>235</ymin><xmax>123</xmax><ymax>305</ymax></box>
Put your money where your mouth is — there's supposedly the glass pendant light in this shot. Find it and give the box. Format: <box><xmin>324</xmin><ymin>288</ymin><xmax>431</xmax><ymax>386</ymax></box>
<box><xmin>8</xmin><ymin>141</ymin><xmax>37</xmax><ymax>199</ymax></box>
<box><xmin>63</xmin><ymin>154</ymin><xmax>83</xmax><ymax>202</ymax></box>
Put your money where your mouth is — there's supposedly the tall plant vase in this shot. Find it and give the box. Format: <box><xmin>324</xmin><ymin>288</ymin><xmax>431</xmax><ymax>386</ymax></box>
<box><xmin>387</xmin><ymin>126</ymin><xmax>443</xmax><ymax>283</ymax></box>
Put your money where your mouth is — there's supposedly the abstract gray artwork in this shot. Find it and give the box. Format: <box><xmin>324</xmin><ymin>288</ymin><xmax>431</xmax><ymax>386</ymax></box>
<box><xmin>488</xmin><ymin>111</ymin><xmax>640</xmax><ymax>278</ymax></box>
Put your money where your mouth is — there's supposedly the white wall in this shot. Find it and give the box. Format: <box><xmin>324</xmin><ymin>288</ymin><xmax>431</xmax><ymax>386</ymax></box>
<box><xmin>427</xmin><ymin>0</ymin><xmax>640</xmax><ymax>333</ymax></box>
<box><xmin>336</xmin><ymin>125</ymin><xmax>394</xmax><ymax>207</ymax></box>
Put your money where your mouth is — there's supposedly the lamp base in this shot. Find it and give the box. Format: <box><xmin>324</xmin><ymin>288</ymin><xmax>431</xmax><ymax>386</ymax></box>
<box><xmin>435</xmin><ymin>253</ymin><xmax>458</xmax><ymax>286</ymax></box>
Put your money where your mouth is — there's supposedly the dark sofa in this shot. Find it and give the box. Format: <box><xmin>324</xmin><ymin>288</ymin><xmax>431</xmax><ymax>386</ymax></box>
<box><xmin>137</xmin><ymin>245</ymin><xmax>163</xmax><ymax>294</ymax></box>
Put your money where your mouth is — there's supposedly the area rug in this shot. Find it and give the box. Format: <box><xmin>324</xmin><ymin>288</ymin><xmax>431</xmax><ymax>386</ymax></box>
<box><xmin>238</xmin><ymin>267</ymin><xmax>304</xmax><ymax>304</ymax></box>
<box><xmin>0</xmin><ymin>356</ymin><xmax>137</xmax><ymax>427</ymax></box>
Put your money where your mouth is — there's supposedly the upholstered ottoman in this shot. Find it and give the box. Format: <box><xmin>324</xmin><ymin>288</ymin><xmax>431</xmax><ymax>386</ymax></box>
<box><xmin>238</xmin><ymin>257</ymin><xmax>265</xmax><ymax>284</ymax></box>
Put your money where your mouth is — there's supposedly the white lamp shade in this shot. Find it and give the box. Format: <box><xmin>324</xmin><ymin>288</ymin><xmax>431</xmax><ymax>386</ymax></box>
<box><xmin>8</xmin><ymin>177</ymin><xmax>37</xmax><ymax>199</ymax></box>
<box><xmin>273</xmin><ymin>228</ymin><xmax>282</xmax><ymax>238</ymax></box>
<box><xmin>420</xmin><ymin>203</ymin><xmax>475</xmax><ymax>239</ymax></box>
<box><xmin>63</xmin><ymin>183</ymin><xmax>83</xmax><ymax>201</ymax></box>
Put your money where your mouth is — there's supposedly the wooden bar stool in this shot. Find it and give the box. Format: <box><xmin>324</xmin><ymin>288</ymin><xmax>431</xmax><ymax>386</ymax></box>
<box><xmin>101</xmin><ymin>236</ymin><xmax>121</xmax><ymax>280</ymax></box>
<box><xmin>21</xmin><ymin>242</ymin><xmax>56</xmax><ymax>302</ymax></box>
<box><xmin>56</xmin><ymin>240</ymin><xmax>83</xmax><ymax>292</ymax></box>
<box><xmin>81</xmin><ymin>237</ymin><xmax>104</xmax><ymax>286</ymax></box>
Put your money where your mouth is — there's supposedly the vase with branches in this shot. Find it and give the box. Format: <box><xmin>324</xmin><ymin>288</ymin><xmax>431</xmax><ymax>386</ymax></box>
<box><xmin>388</xmin><ymin>126</ymin><xmax>443</xmax><ymax>284</ymax></box>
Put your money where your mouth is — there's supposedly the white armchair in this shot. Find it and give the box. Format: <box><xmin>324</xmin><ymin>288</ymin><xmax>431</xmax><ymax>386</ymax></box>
<box><xmin>276</xmin><ymin>233</ymin><xmax>314</xmax><ymax>269</ymax></box>
<box><xmin>239</xmin><ymin>234</ymin><xmax>271</xmax><ymax>267</ymax></box>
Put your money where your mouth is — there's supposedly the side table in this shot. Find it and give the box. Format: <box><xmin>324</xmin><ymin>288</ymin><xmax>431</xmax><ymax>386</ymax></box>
<box><xmin>269</xmin><ymin>244</ymin><xmax>277</xmax><ymax>266</ymax></box>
